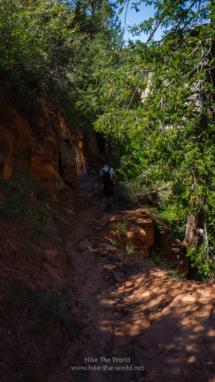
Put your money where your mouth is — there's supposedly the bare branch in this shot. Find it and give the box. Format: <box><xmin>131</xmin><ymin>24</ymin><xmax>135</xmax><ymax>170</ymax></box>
<box><xmin>128</xmin><ymin>88</ymin><xmax>137</xmax><ymax>108</ymax></box>
<box><xmin>145</xmin><ymin>15</ymin><xmax>165</xmax><ymax>45</ymax></box>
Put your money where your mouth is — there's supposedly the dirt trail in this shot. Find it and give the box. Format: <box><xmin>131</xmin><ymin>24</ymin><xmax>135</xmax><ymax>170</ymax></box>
<box><xmin>46</xmin><ymin>176</ymin><xmax>215</xmax><ymax>382</ymax></box>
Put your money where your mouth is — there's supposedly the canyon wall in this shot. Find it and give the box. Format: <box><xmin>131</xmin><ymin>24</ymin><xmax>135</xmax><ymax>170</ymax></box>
<box><xmin>0</xmin><ymin>99</ymin><xmax>102</xmax><ymax>193</ymax></box>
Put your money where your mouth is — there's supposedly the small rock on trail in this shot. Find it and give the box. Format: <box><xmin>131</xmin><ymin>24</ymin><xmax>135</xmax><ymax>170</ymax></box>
<box><xmin>44</xmin><ymin>249</ymin><xmax>58</xmax><ymax>260</ymax></box>
<box><xmin>124</xmin><ymin>281</ymin><xmax>134</xmax><ymax>288</ymax></box>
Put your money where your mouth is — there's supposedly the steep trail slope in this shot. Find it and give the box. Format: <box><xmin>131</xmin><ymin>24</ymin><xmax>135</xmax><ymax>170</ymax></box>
<box><xmin>46</xmin><ymin>175</ymin><xmax>215</xmax><ymax>382</ymax></box>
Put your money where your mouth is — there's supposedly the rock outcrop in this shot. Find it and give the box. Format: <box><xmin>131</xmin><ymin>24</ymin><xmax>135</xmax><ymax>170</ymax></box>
<box><xmin>109</xmin><ymin>208</ymin><xmax>189</xmax><ymax>277</ymax></box>
<box><xmin>72</xmin><ymin>130</ymin><xmax>106</xmax><ymax>176</ymax></box>
<box><xmin>109</xmin><ymin>209</ymin><xmax>154</xmax><ymax>258</ymax></box>
<box><xmin>0</xmin><ymin>100</ymin><xmax>79</xmax><ymax>193</ymax></box>
<box><xmin>72</xmin><ymin>132</ymin><xmax>87</xmax><ymax>175</ymax></box>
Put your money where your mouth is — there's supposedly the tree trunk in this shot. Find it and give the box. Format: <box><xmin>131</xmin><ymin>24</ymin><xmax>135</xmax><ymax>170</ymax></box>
<box><xmin>184</xmin><ymin>210</ymin><xmax>205</xmax><ymax>279</ymax></box>
<box><xmin>184</xmin><ymin>211</ymin><xmax>204</xmax><ymax>247</ymax></box>
<box><xmin>91</xmin><ymin>1</ymin><xmax>94</xmax><ymax>16</ymax></box>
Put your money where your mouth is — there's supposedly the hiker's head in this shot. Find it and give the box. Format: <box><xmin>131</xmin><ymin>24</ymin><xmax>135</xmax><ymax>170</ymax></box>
<box><xmin>103</xmin><ymin>160</ymin><xmax>108</xmax><ymax>168</ymax></box>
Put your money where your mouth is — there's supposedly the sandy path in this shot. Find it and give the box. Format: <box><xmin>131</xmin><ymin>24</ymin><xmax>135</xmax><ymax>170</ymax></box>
<box><xmin>46</xmin><ymin>176</ymin><xmax>215</xmax><ymax>382</ymax></box>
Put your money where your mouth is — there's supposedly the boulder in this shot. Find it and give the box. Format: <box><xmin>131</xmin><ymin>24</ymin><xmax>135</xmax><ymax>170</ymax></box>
<box><xmin>131</xmin><ymin>228</ymin><xmax>147</xmax><ymax>246</ymax></box>
<box><xmin>126</xmin><ymin>231</ymin><xmax>134</xmax><ymax>239</ymax></box>
<box><xmin>135</xmin><ymin>218</ymin><xmax>154</xmax><ymax>242</ymax></box>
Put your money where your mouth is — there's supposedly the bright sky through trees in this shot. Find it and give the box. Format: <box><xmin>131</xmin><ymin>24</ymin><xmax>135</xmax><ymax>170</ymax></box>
<box><xmin>118</xmin><ymin>2</ymin><xmax>162</xmax><ymax>43</ymax></box>
<box><xmin>118</xmin><ymin>1</ymin><xmax>206</xmax><ymax>43</ymax></box>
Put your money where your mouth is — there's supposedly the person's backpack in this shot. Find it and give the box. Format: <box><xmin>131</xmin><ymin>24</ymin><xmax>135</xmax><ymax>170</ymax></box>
<box><xmin>102</xmin><ymin>168</ymin><xmax>113</xmax><ymax>187</ymax></box>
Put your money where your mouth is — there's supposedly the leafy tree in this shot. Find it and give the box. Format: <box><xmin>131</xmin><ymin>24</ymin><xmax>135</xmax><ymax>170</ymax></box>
<box><xmin>0</xmin><ymin>0</ymin><xmax>123</xmax><ymax>126</ymax></box>
<box><xmin>71</xmin><ymin>0</ymin><xmax>124</xmax><ymax>133</ymax></box>
<box><xmin>85</xmin><ymin>0</ymin><xmax>215</xmax><ymax>273</ymax></box>
<box><xmin>0</xmin><ymin>0</ymin><xmax>77</xmax><ymax>94</ymax></box>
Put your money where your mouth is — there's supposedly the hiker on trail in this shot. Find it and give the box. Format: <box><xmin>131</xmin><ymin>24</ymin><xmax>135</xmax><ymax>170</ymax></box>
<box><xmin>99</xmin><ymin>161</ymin><xmax>117</xmax><ymax>212</ymax></box>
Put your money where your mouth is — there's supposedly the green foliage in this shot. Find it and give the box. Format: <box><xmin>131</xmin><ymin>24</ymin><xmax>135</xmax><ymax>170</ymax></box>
<box><xmin>0</xmin><ymin>0</ymin><xmax>124</xmax><ymax>137</ymax></box>
<box><xmin>69</xmin><ymin>0</ymin><xmax>124</xmax><ymax>131</ymax></box>
<box><xmin>125</xmin><ymin>244</ymin><xmax>133</xmax><ymax>254</ymax></box>
<box><xmin>0</xmin><ymin>0</ymin><xmax>81</xmax><ymax>93</ymax></box>
<box><xmin>109</xmin><ymin>238</ymin><xmax>117</xmax><ymax>246</ymax></box>
<box><xmin>187</xmin><ymin>244</ymin><xmax>215</xmax><ymax>275</ymax></box>
<box><xmin>195</xmin><ymin>271</ymin><xmax>206</xmax><ymax>282</ymax></box>
<box><xmin>148</xmin><ymin>254</ymin><xmax>168</xmax><ymax>269</ymax></box>
<box><xmin>115</xmin><ymin>181</ymin><xmax>149</xmax><ymax>203</ymax></box>
<box><xmin>146</xmin><ymin>181</ymin><xmax>188</xmax><ymax>241</ymax></box>
<box><xmin>117</xmin><ymin>220</ymin><xmax>127</xmax><ymax>233</ymax></box>
<box><xmin>81</xmin><ymin>0</ymin><xmax>215</xmax><ymax>273</ymax></box>
<box><xmin>153</xmin><ymin>307</ymin><xmax>162</xmax><ymax>313</ymax></box>
<box><xmin>168</xmin><ymin>270</ymin><xmax>186</xmax><ymax>282</ymax></box>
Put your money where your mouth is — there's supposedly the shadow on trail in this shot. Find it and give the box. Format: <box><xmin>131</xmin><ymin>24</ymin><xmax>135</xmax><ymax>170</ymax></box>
<box><xmin>47</xmin><ymin>175</ymin><xmax>215</xmax><ymax>382</ymax></box>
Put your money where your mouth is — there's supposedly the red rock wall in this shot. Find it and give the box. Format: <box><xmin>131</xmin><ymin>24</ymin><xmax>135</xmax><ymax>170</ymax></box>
<box><xmin>72</xmin><ymin>133</ymin><xmax>87</xmax><ymax>175</ymax></box>
<box><xmin>0</xmin><ymin>100</ymin><xmax>79</xmax><ymax>193</ymax></box>
<box><xmin>72</xmin><ymin>130</ymin><xmax>106</xmax><ymax>176</ymax></box>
